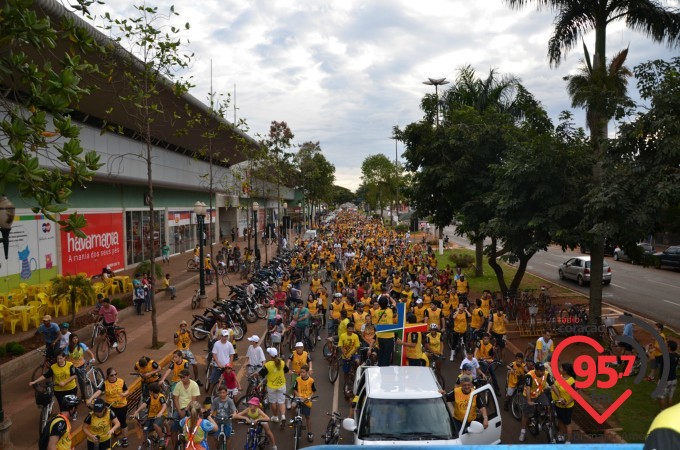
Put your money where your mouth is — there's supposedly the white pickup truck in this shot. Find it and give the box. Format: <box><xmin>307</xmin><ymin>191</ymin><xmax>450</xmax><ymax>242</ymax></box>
<box><xmin>343</xmin><ymin>366</ymin><xmax>502</xmax><ymax>445</ymax></box>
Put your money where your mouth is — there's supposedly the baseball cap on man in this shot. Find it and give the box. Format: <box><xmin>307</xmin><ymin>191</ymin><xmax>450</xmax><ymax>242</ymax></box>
<box><xmin>248</xmin><ymin>335</ymin><xmax>260</xmax><ymax>343</ymax></box>
<box><xmin>295</xmin><ymin>342</ymin><xmax>304</xmax><ymax>348</ymax></box>
<box><xmin>221</xmin><ymin>329</ymin><xmax>230</xmax><ymax>337</ymax></box>
<box><xmin>462</xmin><ymin>363</ymin><xmax>473</xmax><ymax>371</ymax></box>
<box><xmin>267</xmin><ymin>347</ymin><xmax>278</xmax><ymax>357</ymax></box>
<box><xmin>43</xmin><ymin>315</ymin><xmax>52</xmax><ymax>322</ymax></box>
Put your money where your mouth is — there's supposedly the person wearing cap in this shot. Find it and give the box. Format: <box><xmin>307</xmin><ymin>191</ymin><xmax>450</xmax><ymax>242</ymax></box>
<box><xmin>88</xmin><ymin>367</ymin><xmax>131</xmax><ymax>446</ymax></box>
<box><xmin>84</xmin><ymin>398</ymin><xmax>121</xmax><ymax>449</ymax></box>
<box><xmin>519</xmin><ymin>361</ymin><xmax>553</xmax><ymax>442</ymax></box>
<box><xmin>210</xmin><ymin>329</ymin><xmax>236</xmax><ymax>390</ymax></box>
<box><xmin>35</xmin><ymin>314</ymin><xmax>61</xmax><ymax>360</ymax></box>
<box><xmin>56</xmin><ymin>322</ymin><xmax>71</xmax><ymax>355</ymax></box>
<box><xmin>174</xmin><ymin>320</ymin><xmax>202</xmax><ymax>386</ymax></box>
<box><xmin>30</xmin><ymin>352</ymin><xmax>78</xmax><ymax>411</ymax></box>
<box><xmin>287</xmin><ymin>342</ymin><xmax>312</xmax><ymax>409</ymax></box>
<box><xmin>221</xmin><ymin>363</ymin><xmax>240</xmax><ymax>397</ymax></box>
<box><xmin>246</xmin><ymin>335</ymin><xmax>266</xmax><ymax>375</ymax></box>
<box><xmin>441</xmin><ymin>375</ymin><xmax>488</xmax><ymax>433</ymax></box>
<box><xmin>413</xmin><ymin>298</ymin><xmax>427</xmax><ymax>323</ymax></box>
<box><xmin>232</xmin><ymin>397</ymin><xmax>276</xmax><ymax>450</ymax></box>
<box><xmin>258</xmin><ymin>347</ymin><xmax>290</xmax><ymax>424</ymax></box>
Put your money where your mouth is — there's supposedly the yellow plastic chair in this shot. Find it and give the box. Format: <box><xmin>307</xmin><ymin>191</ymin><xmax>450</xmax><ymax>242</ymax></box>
<box><xmin>26</xmin><ymin>285</ymin><xmax>39</xmax><ymax>301</ymax></box>
<box><xmin>9</xmin><ymin>288</ymin><xmax>25</xmax><ymax>305</ymax></box>
<box><xmin>104</xmin><ymin>278</ymin><xmax>119</xmax><ymax>296</ymax></box>
<box><xmin>26</xmin><ymin>301</ymin><xmax>44</xmax><ymax>328</ymax></box>
<box><xmin>123</xmin><ymin>279</ymin><xmax>133</xmax><ymax>294</ymax></box>
<box><xmin>92</xmin><ymin>282</ymin><xmax>105</xmax><ymax>298</ymax></box>
<box><xmin>0</xmin><ymin>294</ymin><xmax>7</xmax><ymax>307</ymax></box>
<box><xmin>36</xmin><ymin>292</ymin><xmax>49</xmax><ymax>304</ymax></box>
<box><xmin>18</xmin><ymin>283</ymin><xmax>28</xmax><ymax>293</ymax></box>
<box><xmin>0</xmin><ymin>305</ymin><xmax>21</xmax><ymax>334</ymax></box>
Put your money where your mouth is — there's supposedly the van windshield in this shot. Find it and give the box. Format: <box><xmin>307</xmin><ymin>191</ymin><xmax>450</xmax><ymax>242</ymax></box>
<box><xmin>358</xmin><ymin>397</ymin><xmax>455</xmax><ymax>440</ymax></box>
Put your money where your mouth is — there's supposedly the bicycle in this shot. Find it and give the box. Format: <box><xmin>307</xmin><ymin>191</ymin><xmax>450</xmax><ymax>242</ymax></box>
<box><xmin>425</xmin><ymin>351</ymin><xmax>445</xmax><ymax>389</ymax></box>
<box><xmin>213</xmin><ymin>410</ymin><xmax>232</xmax><ymax>450</ymax></box>
<box><xmin>91</xmin><ymin>314</ymin><xmax>105</xmax><ymax>348</ymax></box>
<box><xmin>235</xmin><ymin>375</ymin><xmax>269</xmax><ymax>411</ymax></box>
<box><xmin>238</xmin><ymin>419</ymin><xmax>270</xmax><ymax>450</ymax></box>
<box><xmin>96</xmin><ymin>324</ymin><xmax>127</xmax><ymax>363</ymax></box>
<box><xmin>325</xmin><ymin>339</ymin><xmax>340</xmax><ymax>384</ymax></box>
<box><xmin>187</xmin><ymin>258</ymin><xmax>199</xmax><ymax>270</ymax></box>
<box><xmin>33</xmin><ymin>381</ymin><xmax>55</xmax><ymax>434</ymax></box>
<box><xmin>82</xmin><ymin>359</ymin><xmax>105</xmax><ymax>398</ymax></box>
<box><xmin>527</xmin><ymin>400</ymin><xmax>559</xmax><ymax>443</ymax></box>
<box><xmin>285</xmin><ymin>394</ymin><xmax>318</xmax><ymax>450</ymax></box>
<box><xmin>321</xmin><ymin>411</ymin><xmax>342</xmax><ymax>445</ymax></box>
<box><xmin>131</xmin><ymin>411</ymin><xmax>171</xmax><ymax>450</ymax></box>
<box><xmin>191</xmin><ymin>289</ymin><xmax>201</xmax><ymax>310</ymax></box>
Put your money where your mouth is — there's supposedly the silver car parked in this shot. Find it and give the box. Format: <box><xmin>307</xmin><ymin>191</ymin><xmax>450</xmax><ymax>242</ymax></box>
<box><xmin>558</xmin><ymin>256</ymin><xmax>612</xmax><ymax>286</ymax></box>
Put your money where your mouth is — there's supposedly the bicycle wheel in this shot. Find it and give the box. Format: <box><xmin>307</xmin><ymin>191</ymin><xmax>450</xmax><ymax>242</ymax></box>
<box><xmin>32</xmin><ymin>364</ymin><xmax>46</xmax><ymax>382</ymax></box>
<box><xmin>39</xmin><ymin>404</ymin><xmax>51</xmax><ymax>435</ymax></box>
<box><xmin>221</xmin><ymin>273</ymin><xmax>231</xmax><ymax>287</ymax></box>
<box><xmin>139</xmin><ymin>437</ymin><xmax>152</xmax><ymax>450</ymax></box>
<box><xmin>92</xmin><ymin>367</ymin><xmax>105</xmax><ymax>389</ymax></box>
<box><xmin>294</xmin><ymin>421</ymin><xmax>301</xmax><ymax>450</ymax></box>
<box><xmin>116</xmin><ymin>330</ymin><xmax>127</xmax><ymax>353</ymax></box>
<box><xmin>191</xmin><ymin>292</ymin><xmax>200</xmax><ymax>310</ymax></box>
<box><xmin>255</xmin><ymin>304</ymin><xmax>267</xmax><ymax>320</ymax></box>
<box><xmin>324</xmin><ymin>420</ymin><xmax>339</xmax><ymax>444</ymax></box>
<box><xmin>308</xmin><ymin>328</ymin><xmax>318</xmax><ymax>350</ymax></box>
<box><xmin>84</xmin><ymin>379</ymin><xmax>95</xmax><ymax>399</ymax></box>
<box><xmin>511</xmin><ymin>393</ymin><xmax>522</xmax><ymax>420</ymax></box>
<box><xmin>328</xmin><ymin>359</ymin><xmax>339</xmax><ymax>383</ymax></box>
<box><xmin>322</xmin><ymin>342</ymin><xmax>333</xmax><ymax>360</ymax></box>
<box><xmin>96</xmin><ymin>339</ymin><xmax>110</xmax><ymax>363</ymax></box>
<box><xmin>218</xmin><ymin>434</ymin><xmax>227</xmax><ymax>450</ymax></box>
<box><xmin>605</xmin><ymin>326</ymin><xmax>618</xmax><ymax>351</ymax></box>
<box><xmin>187</xmin><ymin>259</ymin><xmax>198</xmax><ymax>270</ymax></box>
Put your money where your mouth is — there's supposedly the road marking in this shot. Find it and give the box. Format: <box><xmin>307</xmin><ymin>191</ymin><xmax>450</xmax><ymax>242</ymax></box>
<box><xmin>664</xmin><ymin>300</ymin><xmax>680</xmax><ymax>307</ymax></box>
<box><xmin>544</xmin><ymin>262</ymin><xmax>558</xmax><ymax>268</ymax></box>
<box><xmin>610</xmin><ymin>283</ymin><xmax>626</xmax><ymax>289</ymax></box>
<box><xmin>648</xmin><ymin>279</ymin><xmax>680</xmax><ymax>289</ymax></box>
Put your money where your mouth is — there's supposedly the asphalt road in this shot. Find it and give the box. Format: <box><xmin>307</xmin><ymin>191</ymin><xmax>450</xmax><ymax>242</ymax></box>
<box><xmin>441</xmin><ymin>227</ymin><xmax>680</xmax><ymax>331</ymax></box>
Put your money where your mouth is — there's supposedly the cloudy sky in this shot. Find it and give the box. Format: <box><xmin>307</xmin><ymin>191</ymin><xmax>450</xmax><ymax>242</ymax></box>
<box><xmin>88</xmin><ymin>0</ymin><xmax>679</xmax><ymax>191</ymax></box>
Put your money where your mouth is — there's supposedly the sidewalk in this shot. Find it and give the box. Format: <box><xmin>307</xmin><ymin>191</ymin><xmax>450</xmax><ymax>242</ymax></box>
<box><xmin>0</xmin><ymin>239</ymin><xmax>280</xmax><ymax>449</ymax></box>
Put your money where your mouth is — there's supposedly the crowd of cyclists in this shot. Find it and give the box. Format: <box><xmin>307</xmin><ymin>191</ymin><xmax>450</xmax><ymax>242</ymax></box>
<box><xmin>32</xmin><ymin>209</ymin><xmax>599</xmax><ymax>449</ymax></box>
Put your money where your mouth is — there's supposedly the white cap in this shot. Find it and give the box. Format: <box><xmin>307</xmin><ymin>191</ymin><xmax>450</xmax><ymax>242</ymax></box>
<box><xmin>295</xmin><ymin>342</ymin><xmax>304</xmax><ymax>348</ymax></box>
<box><xmin>220</xmin><ymin>329</ymin><xmax>229</xmax><ymax>337</ymax></box>
<box><xmin>416</xmin><ymin>298</ymin><xmax>423</xmax><ymax>304</ymax></box>
<box><xmin>247</xmin><ymin>335</ymin><xmax>260</xmax><ymax>343</ymax></box>
<box><xmin>267</xmin><ymin>347</ymin><xmax>278</xmax><ymax>357</ymax></box>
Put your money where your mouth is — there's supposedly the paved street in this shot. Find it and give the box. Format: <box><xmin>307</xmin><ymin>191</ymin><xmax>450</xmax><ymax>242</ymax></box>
<box><xmin>442</xmin><ymin>226</ymin><xmax>680</xmax><ymax>331</ymax></box>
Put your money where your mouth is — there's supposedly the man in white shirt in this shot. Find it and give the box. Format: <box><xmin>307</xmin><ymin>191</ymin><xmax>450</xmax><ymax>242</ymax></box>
<box><xmin>211</xmin><ymin>329</ymin><xmax>236</xmax><ymax>387</ymax></box>
<box><xmin>245</xmin><ymin>335</ymin><xmax>265</xmax><ymax>375</ymax></box>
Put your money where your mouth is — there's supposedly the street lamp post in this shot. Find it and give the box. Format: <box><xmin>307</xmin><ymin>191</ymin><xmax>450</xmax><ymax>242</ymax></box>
<box><xmin>0</xmin><ymin>195</ymin><xmax>16</xmax><ymax>429</ymax></box>
<box><xmin>298</xmin><ymin>201</ymin><xmax>302</xmax><ymax>234</ymax></box>
<box><xmin>252</xmin><ymin>202</ymin><xmax>260</xmax><ymax>268</ymax></box>
<box><xmin>282</xmin><ymin>202</ymin><xmax>288</xmax><ymax>247</ymax></box>
<box><xmin>422</xmin><ymin>77</ymin><xmax>449</xmax><ymax>128</ymax></box>
<box><xmin>194</xmin><ymin>201</ymin><xmax>207</xmax><ymax>299</ymax></box>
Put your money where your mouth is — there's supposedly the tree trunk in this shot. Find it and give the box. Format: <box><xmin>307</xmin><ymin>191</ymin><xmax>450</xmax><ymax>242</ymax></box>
<box><xmin>146</xmin><ymin>134</ymin><xmax>158</xmax><ymax>348</ymax></box>
<box><xmin>508</xmin><ymin>254</ymin><xmax>532</xmax><ymax>293</ymax></box>
<box><xmin>487</xmin><ymin>239</ymin><xmax>508</xmax><ymax>294</ymax></box>
<box><xmin>475</xmin><ymin>237</ymin><xmax>484</xmax><ymax>277</ymax></box>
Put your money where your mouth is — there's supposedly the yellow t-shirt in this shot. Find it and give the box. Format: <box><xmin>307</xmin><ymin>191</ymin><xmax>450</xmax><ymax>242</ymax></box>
<box><xmin>264</xmin><ymin>360</ymin><xmax>287</xmax><ymax>389</ymax></box>
<box><xmin>338</xmin><ymin>332</ymin><xmax>361</xmax><ymax>358</ymax></box>
<box><xmin>374</xmin><ymin>308</ymin><xmax>395</xmax><ymax>339</ymax></box>
<box><xmin>552</xmin><ymin>376</ymin><xmax>575</xmax><ymax>408</ymax></box>
<box><xmin>51</xmin><ymin>362</ymin><xmax>77</xmax><ymax>392</ymax></box>
<box><xmin>491</xmin><ymin>313</ymin><xmax>507</xmax><ymax>334</ymax></box>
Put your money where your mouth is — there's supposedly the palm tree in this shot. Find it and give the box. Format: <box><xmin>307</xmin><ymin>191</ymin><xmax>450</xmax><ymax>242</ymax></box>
<box><xmin>51</xmin><ymin>274</ymin><xmax>95</xmax><ymax>325</ymax></box>
<box><xmin>564</xmin><ymin>46</ymin><xmax>633</xmax><ymax>134</ymax></box>
<box><xmin>438</xmin><ymin>65</ymin><xmax>522</xmax><ymax>276</ymax></box>
<box><xmin>504</xmin><ymin>0</ymin><xmax>680</xmax><ymax>322</ymax></box>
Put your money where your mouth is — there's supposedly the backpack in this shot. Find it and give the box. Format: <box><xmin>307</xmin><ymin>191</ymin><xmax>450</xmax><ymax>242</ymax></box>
<box><xmin>39</xmin><ymin>414</ymin><xmax>65</xmax><ymax>450</ymax></box>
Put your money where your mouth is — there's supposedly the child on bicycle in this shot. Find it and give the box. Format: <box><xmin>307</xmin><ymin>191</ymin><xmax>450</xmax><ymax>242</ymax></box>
<box><xmin>211</xmin><ymin>385</ymin><xmax>237</xmax><ymax>450</ymax></box>
<box><xmin>292</xmin><ymin>365</ymin><xmax>317</xmax><ymax>442</ymax></box>
<box><xmin>131</xmin><ymin>382</ymin><xmax>168</xmax><ymax>446</ymax></box>
<box><xmin>232</xmin><ymin>397</ymin><xmax>277</xmax><ymax>450</ymax></box>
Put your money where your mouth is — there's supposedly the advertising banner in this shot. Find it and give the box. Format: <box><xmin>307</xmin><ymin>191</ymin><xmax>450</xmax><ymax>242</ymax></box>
<box><xmin>0</xmin><ymin>214</ymin><xmax>58</xmax><ymax>292</ymax></box>
<box><xmin>60</xmin><ymin>212</ymin><xmax>125</xmax><ymax>276</ymax></box>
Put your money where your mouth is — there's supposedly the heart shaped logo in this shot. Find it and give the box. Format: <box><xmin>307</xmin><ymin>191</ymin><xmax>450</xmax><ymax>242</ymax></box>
<box><xmin>552</xmin><ymin>335</ymin><xmax>632</xmax><ymax>424</ymax></box>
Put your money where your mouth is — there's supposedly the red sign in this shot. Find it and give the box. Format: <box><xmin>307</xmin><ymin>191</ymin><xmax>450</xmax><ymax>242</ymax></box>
<box><xmin>60</xmin><ymin>212</ymin><xmax>125</xmax><ymax>276</ymax></box>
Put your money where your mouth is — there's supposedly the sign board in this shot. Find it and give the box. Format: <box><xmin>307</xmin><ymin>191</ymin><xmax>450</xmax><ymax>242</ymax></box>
<box><xmin>60</xmin><ymin>212</ymin><xmax>125</xmax><ymax>276</ymax></box>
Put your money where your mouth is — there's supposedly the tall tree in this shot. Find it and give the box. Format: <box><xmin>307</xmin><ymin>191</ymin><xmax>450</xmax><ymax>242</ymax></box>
<box><xmin>0</xmin><ymin>0</ymin><xmax>103</xmax><ymax>235</ymax></box>
<box><xmin>361</xmin><ymin>154</ymin><xmax>395</xmax><ymax>221</ymax></box>
<box><xmin>505</xmin><ymin>0</ymin><xmax>680</xmax><ymax>323</ymax></box>
<box><xmin>263</xmin><ymin>121</ymin><xmax>294</xmax><ymax>247</ymax></box>
<box><xmin>101</xmin><ymin>3</ymin><xmax>193</xmax><ymax>347</ymax></box>
<box><xmin>295</xmin><ymin>141</ymin><xmax>335</xmax><ymax>219</ymax></box>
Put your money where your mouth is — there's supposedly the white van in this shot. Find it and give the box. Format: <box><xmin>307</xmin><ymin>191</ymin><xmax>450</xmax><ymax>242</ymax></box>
<box><xmin>343</xmin><ymin>366</ymin><xmax>502</xmax><ymax>445</ymax></box>
<box><xmin>302</xmin><ymin>229</ymin><xmax>317</xmax><ymax>240</ymax></box>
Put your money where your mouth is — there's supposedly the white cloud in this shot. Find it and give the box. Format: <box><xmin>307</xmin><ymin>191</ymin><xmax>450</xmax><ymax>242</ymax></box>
<box><xmin>87</xmin><ymin>0</ymin><xmax>680</xmax><ymax>191</ymax></box>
